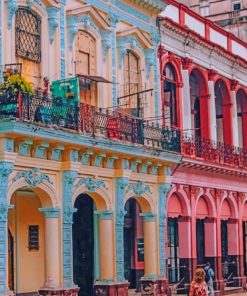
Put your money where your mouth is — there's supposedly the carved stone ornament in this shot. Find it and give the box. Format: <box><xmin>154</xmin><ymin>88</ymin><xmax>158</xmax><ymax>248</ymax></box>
<box><xmin>126</xmin><ymin>180</ymin><xmax>152</xmax><ymax>196</ymax></box>
<box><xmin>0</xmin><ymin>203</ymin><xmax>14</xmax><ymax>222</ymax></box>
<box><xmin>12</xmin><ymin>167</ymin><xmax>53</xmax><ymax>188</ymax></box>
<box><xmin>75</xmin><ymin>177</ymin><xmax>107</xmax><ymax>192</ymax></box>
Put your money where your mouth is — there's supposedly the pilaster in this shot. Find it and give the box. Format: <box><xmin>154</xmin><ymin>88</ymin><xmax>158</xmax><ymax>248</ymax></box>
<box><xmin>62</xmin><ymin>170</ymin><xmax>78</xmax><ymax>289</ymax></box>
<box><xmin>0</xmin><ymin>161</ymin><xmax>13</xmax><ymax>295</ymax></box>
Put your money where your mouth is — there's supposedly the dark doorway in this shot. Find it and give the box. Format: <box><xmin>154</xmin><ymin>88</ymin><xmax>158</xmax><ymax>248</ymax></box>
<box><xmin>8</xmin><ymin>229</ymin><xmax>14</xmax><ymax>291</ymax></box>
<box><xmin>196</xmin><ymin>219</ymin><xmax>205</xmax><ymax>265</ymax></box>
<box><xmin>221</xmin><ymin>220</ymin><xmax>228</xmax><ymax>261</ymax></box>
<box><xmin>168</xmin><ymin>218</ymin><xmax>180</xmax><ymax>283</ymax></box>
<box><xmin>73</xmin><ymin>194</ymin><xmax>94</xmax><ymax>296</ymax></box>
<box><xmin>243</xmin><ymin>222</ymin><xmax>247</xmax><ymax>276</ymax></box>
<box><xmin>124</xmin><ymin>199</ymin><xmax>144</xmax><ymax>290</ymax></box>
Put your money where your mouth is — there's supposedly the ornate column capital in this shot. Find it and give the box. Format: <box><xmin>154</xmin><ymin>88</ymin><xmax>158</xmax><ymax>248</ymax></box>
<box><xmin>144</xmin><ymin>48</ymin><xmax>155</xmax><ymax>79</ymax></box>
<box><xmin>5</xmin><ymin>0</ymin><xmax>18</xmax><ymax>29</ymax></box>
<box><xmin>47</xmin><ymin>6</ymin><xmax>60</xmax><ymax>44</ymax></box>
<box><xmin>39</xmin><ymin>207</ymin><xmax>60</xmax><ymax>218</ymax></box>
<box><xmin>231</xmin><ymin>79</ymin><xmax>239</xmax><ymax>91</ymax></box>
<box><xmin>181</xmin><ymin>57</ymin><xmax>193</xmax><ymax>70</ymax></box>
<box><xmin>208</xmin><ymin>69</ymin><xmax>218</xmax><ymax>81</ymax></box>
<box><xmin>101</xmin><ymin>29</ymin><xmax>112</xmax><ymax>63</ymax></box>
<box><xmin>140</xmin><ymin>212</ymin><xmax>156</xmax><ymax>222</ymax></box>
<box><xmin>66</xmin><ymin>15</ymin><xmax>78</xmax><ymax>49</ymax></box>
<box><xmin>117</xmin><ymin>36</ymin><xmax>128</xmax><ymax>69</ymax></box>
<box><xmin>95</xmin><ymin>210</ymin><xmax>113</xmax><ymax>220</ymax></box>
<box><xmin>0</xmin><ymin>203</ymin><xmax>14</xmax><ymax>222</ymax></box>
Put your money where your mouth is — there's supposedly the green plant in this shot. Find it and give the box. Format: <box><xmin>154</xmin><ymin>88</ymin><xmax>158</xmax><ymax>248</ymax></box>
<box><xmin>0</xmin><ymin>74</ymin><xmax>33</xmax><ymax>95</ymax></box>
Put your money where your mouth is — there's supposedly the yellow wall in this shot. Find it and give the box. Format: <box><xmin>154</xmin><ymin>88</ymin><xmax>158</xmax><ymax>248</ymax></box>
<box><xmin>8</xmin><ymin>191</ymin><xmax>45</xmax><ymax>293</ymax></box>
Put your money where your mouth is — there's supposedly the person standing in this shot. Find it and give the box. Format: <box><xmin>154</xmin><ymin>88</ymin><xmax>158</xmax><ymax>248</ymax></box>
<box><xmin>189</xmin><ymin>268</ymin><xmax>208</xmax><ymax>296</ymax></box>
<box><xmin>204</xmin><ymin>262</ymin><xmax>214</xmax><ymax>296</ymax></box>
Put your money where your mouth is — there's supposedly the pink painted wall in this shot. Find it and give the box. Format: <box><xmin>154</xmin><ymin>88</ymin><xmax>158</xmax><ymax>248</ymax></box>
<box><xmin>178</xmin><ymin>220</ymin><xmax>191</xmax><ymax>258</ymax></box>
<box><xmin>227</xmin><ymin>222</ymin><xmax>239</xmax><ymax>255</ymax></box>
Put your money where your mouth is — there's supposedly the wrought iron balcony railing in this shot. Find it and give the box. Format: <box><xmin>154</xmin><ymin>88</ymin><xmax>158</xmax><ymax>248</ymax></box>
<box><xmin>1</xmin><ymin>91</ymin><xmax>247</xmax><ymax>170</ymax></box>
<box><xmin>0</xmin><ymin>92</ymin><xmax>181</xmax><ymax>154</ymax></box>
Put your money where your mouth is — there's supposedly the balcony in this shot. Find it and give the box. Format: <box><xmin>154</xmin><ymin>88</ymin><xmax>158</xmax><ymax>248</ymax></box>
<box><xmin>1</xmin><ymin>91</ymin><xmax>247</xmax><ymax>171</ymax></box>
<box><xmin>0</xmin><ymin>91</ymin><xmax>181</xmax><ymax>154</ymax></box>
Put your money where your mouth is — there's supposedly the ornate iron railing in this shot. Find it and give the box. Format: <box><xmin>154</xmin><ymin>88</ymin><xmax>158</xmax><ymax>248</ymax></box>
<box><xmin>1</xmin><ymin>91</ymin><xmax>247</xmax><ymax>169</ymax></box>
<box><xmin>0</xmin><ymin>92</ymin><xmax>181</xmax><ymax>153</ymax></box>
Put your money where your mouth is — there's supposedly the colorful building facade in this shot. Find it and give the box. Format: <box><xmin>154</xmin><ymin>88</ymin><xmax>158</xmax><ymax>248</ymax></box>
<box><xmin>0</xmin><ymin>0</ymin><xmax>183</xmax><ymax>296</ymax></box>
<box><xmin>160</xmin><ymin>2</ymin><xmax>247</xmax><ymax>294</ymax></box>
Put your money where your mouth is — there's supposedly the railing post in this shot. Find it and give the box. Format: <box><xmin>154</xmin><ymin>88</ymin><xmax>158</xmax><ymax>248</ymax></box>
<box><xmin>18</xmin><ymin>91</ymin><xmax>22</xmax><ymax>119</ymax></box>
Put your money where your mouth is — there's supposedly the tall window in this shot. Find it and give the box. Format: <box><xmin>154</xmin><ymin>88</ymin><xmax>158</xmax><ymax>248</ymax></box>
<box><xmin>75</xmin><ymin>30</ymin><xmax>96</xmax><ymax>105</ymax></box>
<box><xmin>164</xmin><ymin>63</ymin><xmax>177</xmax><ymax>127</ymax></box>
<box><xmin>123</xmin><ymin>50</ymin><xmax>141</xmax><ymax>116</ymax></box>
<box><xmin>236</xmin><ymin>89</ymin><xmax>246</xmax><ymax>148</ymax></box>
<box><xmin>168</xmin><ymin>218</ymin><xmax>180</xmax><ymax>283</ymax></box>
<box><xmin>15</xmin><ymin>8</ymin><xmax>41</xmax><ymax>87</ymax></box>
<box><xmin>189</xmin><ymin>72</ymin><xmax>201</xmax><ymax>138</ymax></box>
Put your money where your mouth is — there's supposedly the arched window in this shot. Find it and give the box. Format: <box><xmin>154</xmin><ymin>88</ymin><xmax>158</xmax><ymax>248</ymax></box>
<box><xmin>189</xmin><ymin>72</ymin><xmax>201</xmax><ymax>138</ymax></box>
<box><xmin>236</xmin><ymin>89</ymin><xmax>247</xmax><ymax>148</ymax></box>
<box><xmin>123</xmin><ymin>50</ymin><xmax>141</xmax><ymax>116</ymax></box>
<box><xmin>163</xmin><ymin>63</ymin><xmax>177</xmax><ymax>127</ymax></box>
<box><xmin>15</xmin><ymin>8</ymin><xmax>41</xmax><ymax>87</ymax></box>
<box><xmin>214</xmin><ymin>80</ymin><xmax>232</xmax><ymax>144</ymax></box>
<box><xmin>75</xmin><ymin>30</ymin><xmax>96</xmax><ymax>105</ymax></box>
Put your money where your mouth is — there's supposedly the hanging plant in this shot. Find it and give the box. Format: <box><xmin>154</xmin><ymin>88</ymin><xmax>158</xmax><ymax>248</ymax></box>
<box><xmin>0</xmin><ymin>74</ymin><xmax>33</xmax><ymax>95</ymax></box>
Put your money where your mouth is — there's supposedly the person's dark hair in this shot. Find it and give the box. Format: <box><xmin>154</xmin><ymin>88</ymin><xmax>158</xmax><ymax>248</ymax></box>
<box><xmin>206</xmin><ymin>262</ymin><xmax>211</xmax><ymax>267</ymax></box>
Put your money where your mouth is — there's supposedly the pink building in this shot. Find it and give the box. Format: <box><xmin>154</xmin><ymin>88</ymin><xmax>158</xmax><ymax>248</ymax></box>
<box><xmin>160</xmin><ymin>1</ymin><xmax>247</xmax><ymax>293</ymax></box>
<box><xmin>175</xmin><ymin>0</ymin><xmax>247</xmax><ymax>42</ymax></box>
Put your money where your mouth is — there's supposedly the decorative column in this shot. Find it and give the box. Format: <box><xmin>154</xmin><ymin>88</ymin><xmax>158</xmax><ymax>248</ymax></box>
<box><xmin>94</xmin><ymin>211</ymin><xmax>116</xmax><ymax>294</ymax></box>
<box><xmin>62</xmin><ymin>170</ymin><xmax>79</xmax><ymax>294</ymax></box>
<box><xmin>0</xmin><ymin>162</ymin><xmax>13</xmax><ymax>295</ymax></box>
<box><xmin>39</xmin><ymin>207</ymin><xmax>60</xmax><ymax>291</ymax></box>
<box><xmin>181</xmin><ymin>58</ymin><xmax>193</xmax><ymax>136</ymax></box>
<box><xmin>115</xmin><ymin>177</ymin><xmax>129</xmax><ymax>293</ymax></box>
<box><xmin>208</xmin><ymin>69</ymin><xmax>217</xmax><ymax>142</ymax></box>
<box><xmin>157</xmin><ymin>183</ymin><xmax>170</xmax><ymax>295</ymax></box>
<box><xmin>190</xmin><ymin>186</ymin><xmax>197</xmax><ymax>272</ymax></box>
<box><xmin>215</xmin><ymin>190</ymin><xmax>224</xmax><ymax>294</ymax></box>
<box><xmin>230</xmin><ymin>80</ymin><xmax>239</xmax><ymax>147</ymax></box>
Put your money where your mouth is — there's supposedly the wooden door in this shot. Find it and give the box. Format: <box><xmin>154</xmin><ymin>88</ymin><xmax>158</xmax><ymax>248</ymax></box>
<box><xmin>18</xmin><ymin>57</ymin><xmax>41</xmax><ymax>88</ymax></box>
<box><xmin>75</xmin><ymin>31</ymin><xmax>96</xmax><ymax>105</ymax></box>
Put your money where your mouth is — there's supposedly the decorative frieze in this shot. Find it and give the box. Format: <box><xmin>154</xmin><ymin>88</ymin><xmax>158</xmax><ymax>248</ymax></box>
<box><xmin>126</xmin><ymin>180</ymin><xmax>152</xmax><ymax>196</ymax></box>
<box><xmin>12</xmin><ymin>167</ymin><xmax>53</xmax><ymax>188</ymax></box>
<box><xmin>75</xmin><ymin>177</ymin><xmax>107</xmax><ymax>192</ymax></box>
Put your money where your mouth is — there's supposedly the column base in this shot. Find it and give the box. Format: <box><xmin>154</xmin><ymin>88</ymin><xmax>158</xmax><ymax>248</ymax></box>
<box><xmin>141</xmin><ymin>278</ymin><xmax>168</xmax><ymax>296</ymax></box>
<box><xmin>38</xmin><ymin>287</ymin><xmax>79</xmax><ymax>296</ymax></box>
<box><xmin>94</xmin><ymin>282</ymin><xmax>129</xmax><ymax>296</ymax></box>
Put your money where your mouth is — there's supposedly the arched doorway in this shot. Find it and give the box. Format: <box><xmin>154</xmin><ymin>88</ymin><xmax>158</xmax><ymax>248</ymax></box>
<box><xmin>73</xmin><ymin>194</ymin><xmax>95</xmax><ymax>296</ymax></box>
<box><xmin>167</xmin><ymin>192</ymin><xmax>190</xmax><ymax>291</ymax></box>
<box><xmin>214</xmin><ymin>80</ymin><xmax>232</xmax><ymax>144</ymax></box>
<box><xmin>124</xmin><ymin>198</ymin><xmax>144</xmax><ymax>292</ymax></box>
<box><xmin>163</xmin><ymin>63</ymin><xmax>178</xmax><ymax>127</ymax></box>
<box><xmin>8</xmin><ymin>189</ymin><xmax>46</xmax><ymax>294</ymax></box>
<box><xmin>221</xmin><ymin>198</ymin><xmax>238</xmax><ymax>286</ymax></box>
<box><xmin>236</xmin><ymin>89</ymin><xmax>247</xmax><ymax>148</ymax></box>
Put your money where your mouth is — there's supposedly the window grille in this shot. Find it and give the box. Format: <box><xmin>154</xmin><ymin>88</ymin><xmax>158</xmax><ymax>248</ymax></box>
<box><xmin>28</xmin><ymin>225</ymin><xmax>39</xmax><ymax>250</ymax></box>
<box><xmin>15</xmin><ymin>8</ymin><xmax>41</xmax><ymax>62</ymax></box>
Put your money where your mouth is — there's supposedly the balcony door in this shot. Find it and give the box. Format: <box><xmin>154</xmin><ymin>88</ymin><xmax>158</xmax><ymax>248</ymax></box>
<box><xmin>75</xmin><ymin>30</ymin><xmax>97</xmax><ymax>105</ymax></box>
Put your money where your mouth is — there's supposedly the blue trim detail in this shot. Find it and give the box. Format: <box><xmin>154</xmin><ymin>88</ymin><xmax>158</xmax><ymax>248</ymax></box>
<box><xmin>60</xmin><ymin>3</ymin><xmax>66</xmax><ymax>78</ymax></box>
<box><xmin>62</xmin><ymin>170</ymin><xmax>78</xmax><ymax>288</ymax></box>
<box><xmin>47</xmin><ymin>7</ymin><xmax>60</xmax><ymax>44</ymax></box>
<box><xmin>115</xmin><ymin>177</ymin><xmax>129</xmax><ymax>282</ymax></box>
<box><xmin>158</xmin><ymin>183</ymin><xmax>170</xmax><ymax>277</ymax></box>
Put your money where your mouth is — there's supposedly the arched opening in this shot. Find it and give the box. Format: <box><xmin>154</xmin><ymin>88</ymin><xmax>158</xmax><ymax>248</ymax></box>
<box><xmin>73</xmin><ymin>194</ymin><xmax>96</xmax><ymax>296</ymax></box>
<box><xmin>221</xmin><ymin>199</ymin><xmax>238</xmax><ymax>285</ymax></box>
<box><xmin>8</xmin><ymin>189</ymin><xmax>46</xmax><ymax>294</ymax></box>
<box><xmin>75</xmin><ymin>30</ymin><xmax>97</xmax><ymax>106</ymax></box>
<box><xmin>163</xmin><ymin>63</ymin><xmax>178</xmax><ymax>127</ymax></box>
<box><xmin>242</xmin><ymin>202</ymin><xmax>247</xmax><ymax>276</ymax></box>
<box><xmin>167</xmin><ymin>193</ymin><xmax>187</xmax><ymax>287</ymax></box>
<box><xmin>214</xmin><ymin>80</ymin><xmax>232</xmax><ymax>144</ymax></box>
<box><xmin>15</xmin><ymin>8</ymin><xmax>41</xmax><ymax>88</ymax></box>
<box><xmin>189</xmin><ymin>69</ymin><xmax>210</xmax><ymax>139</ymax></box>
<box><xmin>236</xmin><ymin>89</ymin><xmax>247</xmax><ymax>148</ymax></box>
<box><xmin>124</xmin><ymin>198</ymin><xmax>144</xmax><ymax>292</ymax></box>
